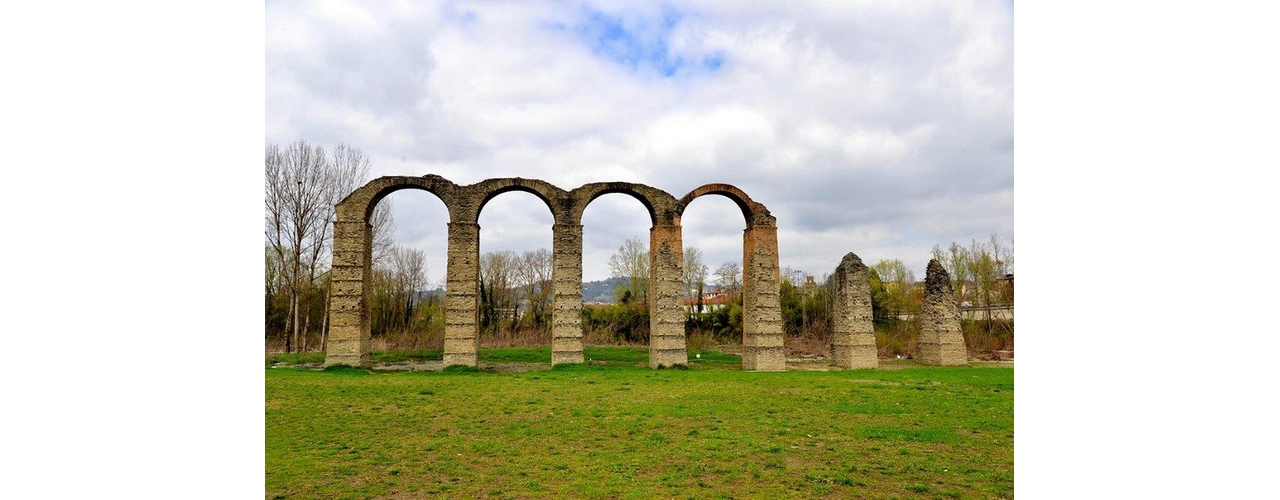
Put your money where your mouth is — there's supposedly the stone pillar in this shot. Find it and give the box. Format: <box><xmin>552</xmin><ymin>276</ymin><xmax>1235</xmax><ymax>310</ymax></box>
<box><xmin>831</xmin><ymin>252</ymin><xmax>877</xmax><ymax>369</ymax></box>
<box><xmin>443</xmin><ymin>222</ymin><xmax>480</xmax><ymax>367</ymax></box>
<box><xmin>325</xmin><ymin>212</ymin><xmax>373</xmax><ymax>367</ymax></box>
<box><xmin>918</xmin><ymin>259</ymin><xmax>968</xmax><ymax>366</ymax></box>
<box><xmin>741</xmin><ymin>225</ymin><xmax>785</xmax><ymax>371</ymax></box>
<box><xmin>648</xmin><ymin>224</ymin><xmax>688</xmax><ymax>368</ymax></box>
<box><xmin>551</xmin><ymin>224</ymin><xmax>585</xmax><ymax>365</ymax></box>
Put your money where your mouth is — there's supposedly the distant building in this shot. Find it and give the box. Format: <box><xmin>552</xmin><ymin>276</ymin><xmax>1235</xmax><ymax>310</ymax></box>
<box><xmin>684</xmin><ymin>288</ymin><xmax>730</xmax><ymax>313</ymax></box>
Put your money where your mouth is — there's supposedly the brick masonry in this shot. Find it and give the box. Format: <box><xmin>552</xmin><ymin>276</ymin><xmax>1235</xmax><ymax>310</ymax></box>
<box><xmin>324</xmin><ymin>175</ymin><xmax>787</xmax><ymax>371</ymax></box>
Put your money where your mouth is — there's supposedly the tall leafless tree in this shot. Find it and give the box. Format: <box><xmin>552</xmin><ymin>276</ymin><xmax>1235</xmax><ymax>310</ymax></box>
<box><xmin>265</xmin><ymin>140</ymin><xmax>373</xmax><ymax>352</ymax></box>
<box><xmin>932</xmin><ymin>242</ymin><xmax>973</xmax><ymax>304</ymax></box>
<box><xmin>480</xmin><ymin>250</ymin><xmax>520</xmax><ymax>333</ymax></box>
<box><xmin>516</xmin><ymin>249</ymin><xmax>553</xmax><ymax>331</ymax></box>
<box><xmin>681</xmin><ymin>247</ymin><xmax>708</xmax><ymax>301</ymax></box>
<box><xmin>608</xmin><ymin>237</ymin><xmax>649</xmax><ymax>303</ymax></box>
<box><xmin>713</xmin><ymin>261</ymin><xmax>742</xmax><ymax>297</ymax></box>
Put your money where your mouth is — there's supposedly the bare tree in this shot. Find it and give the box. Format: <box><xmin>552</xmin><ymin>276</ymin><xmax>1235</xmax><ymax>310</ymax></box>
<box><xmin>516</xmin><ymin>249</ymin><xmax>553</xmax><ymax>330</ymax></box>
<box><xmin>369</xmin><ymin>200</ymin><xmax>395</xmax><ymax>267</ymax></box>
<box><xmin>681</xmin><ymin>246</ymin><xmax>708</xmax><ymax>304</ymax></box>
<box><xmin>388</xmin><ymin>245</ymin><xmax>428</xmax><ymax>323</ymax></box>
<box><xmin>366</xmin><ymin>244</ymin><xmax>428</xmax><ymax>337</ymax></box>
<box><xmin>264</xmin><ymin>140</ymin><xmax>372</xmax><ymax>352</ymax></box>
<box><xmin>989</xmin><ymin>233</ymin><xmax>1011</xmax><ymax>278</ymax></box>
<box><xmin>480</xmin><ymin>250</ymin><xmax>520</xmax><ymax>333</ymax></box>
<box><xmin>932</xmin><ymin>242</ymin><xmax>972</xmax><ymax>304</ymax></box>
<box><xmin>608</xmin><ymin>237</ymin><xmax>649</xmax><ymax>304</ymax></box>
<box><xmin>714</xmin><ymin>261</ymin><xmax>742</xmax><ymax>297</ymax></box>
<box><xmin>266</xmin><ymin>141</ymin><xmax>325</xmax><ymax>352</ymax></box>
<box><xmin>265</xmin><ymin>246</ymin><xmax>286</xmax><ymax>297</ymax></box>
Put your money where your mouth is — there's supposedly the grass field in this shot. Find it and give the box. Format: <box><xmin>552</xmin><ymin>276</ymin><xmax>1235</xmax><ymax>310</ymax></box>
<box><xmin>266</xmin><ymin>347</ymin><xmax>1013</xmax><ymax>499</ymax></box>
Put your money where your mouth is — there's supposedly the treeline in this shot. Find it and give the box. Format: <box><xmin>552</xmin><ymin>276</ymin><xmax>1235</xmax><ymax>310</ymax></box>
<box><xmin>477</xmin><ymin>249</ymin><xmax>553</xmax><ymax>347</ymax></box>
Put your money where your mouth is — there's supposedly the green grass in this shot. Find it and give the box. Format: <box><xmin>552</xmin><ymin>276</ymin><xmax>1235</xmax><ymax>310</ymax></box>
<box><xmin>266</xmin><ymin>347</ymin><xmax>1013</xmax><ymax>499</ymax></box>
<box><xmin>266</xmin><ymin>351</ymin><xmax>326</xmax><ymax>367</ymax></box>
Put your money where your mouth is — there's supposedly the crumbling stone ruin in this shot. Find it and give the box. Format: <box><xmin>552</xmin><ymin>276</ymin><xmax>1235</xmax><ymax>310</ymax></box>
<box><xmin>326</xmin><ymin>176</ymin><xmax>786</xmax><ymax>371</ymax></box>
<box><xmin>830</xmin><ymin>252</ymin><xmax>877</xmax><ymax>369</ymax></box>
<box><xmin>917</xmin><ymin>259</ymin><xmax>969</xmax><ymax>366</ymax></box>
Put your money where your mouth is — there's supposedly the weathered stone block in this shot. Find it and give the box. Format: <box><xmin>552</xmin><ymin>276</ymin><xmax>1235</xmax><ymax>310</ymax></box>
<box><xmin>443</xmin><ymin>352</ymin><xmax>477</xmax><ymax>368</ymax></box>
<box><xmin>443</xmin><ymin>336</ymin><xmax>478</xmax><ymax>368</ymax></box>
<box><xmin>831</xmin><ymin>252</ymin><xmax>877</xmax><ymax>369</ymax></box>
<box><xmin>330</xmin><ymin>265</ymin><xmax>365</xmax><ymax>282</ymax></box>
<box><xmin>552</xmin><ymin>349</ymin><xmax>585</xmax><ymax>365</ymax></box>
<box><xmin>742</xmin><ymin>346</ymin><xmax>786</xmax><ymax>371</ymax></box>
<box><xmin>832</xmin><ymin>345</ymin><xmax>878</xmax><ymax>369</ymax></box>
<box><xmin>325</xmin><ymin>337</ymin><xmax>371</xmax><ymax>367</ymax></box>
<box><xmin>917</xmin><ymin>259</ymin><xmax>968</xmax><ymax>366</ymax></box>
<box><xmin>328</xmin><ymin>279</ymin><xmax>367</xmax><ymax>297</ymax></box>
<box><xmin>649</xmin><ymin>348</ymin><xmax>688</xmax><ymax>368</ymax></box>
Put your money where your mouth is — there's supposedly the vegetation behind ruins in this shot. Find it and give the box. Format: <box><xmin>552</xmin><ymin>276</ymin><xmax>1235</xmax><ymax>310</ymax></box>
<box><xmin>264</xmin><ymin>237</ymin><xmax>1014</xmax><ymax>360</ymax></box>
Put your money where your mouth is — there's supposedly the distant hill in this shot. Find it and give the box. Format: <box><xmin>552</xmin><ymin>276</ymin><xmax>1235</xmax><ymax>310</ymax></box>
<box><xmin>581</xmin><ymin>277</ymin><xmax>723</xmax><ymax>304</ymax></box>
<box><xmin>582</xmin><ymin>277</ymin><xmax>630</xmax><ymax>304</ymax></box>
<box><xmin>413</xmin><ymin>288</ymin><xmax>445</xmax><ymax>302</ymax></box>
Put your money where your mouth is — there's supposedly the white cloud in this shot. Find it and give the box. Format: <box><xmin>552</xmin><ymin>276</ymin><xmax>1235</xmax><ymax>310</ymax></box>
<box><xmin>266</xmin><ymin>0</ymin><xmax>1013</xmax><ymax>281</ymax></box>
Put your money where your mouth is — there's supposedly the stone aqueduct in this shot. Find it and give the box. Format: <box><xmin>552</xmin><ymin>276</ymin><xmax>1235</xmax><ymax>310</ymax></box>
<box><xmin>325</xmin><ymin>175</ymin><xmax>786</xmax><ymax>371</ymax></box>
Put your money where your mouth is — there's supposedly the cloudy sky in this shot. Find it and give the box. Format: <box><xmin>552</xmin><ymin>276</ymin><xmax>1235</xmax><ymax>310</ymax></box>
<box><xmin>266</xmin><ymin>0</ymin><xmax>1013</xmax><ymax>284</ymax></box>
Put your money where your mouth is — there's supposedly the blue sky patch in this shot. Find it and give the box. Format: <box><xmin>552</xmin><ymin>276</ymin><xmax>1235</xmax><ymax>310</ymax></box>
<box><xmin>701</xmin><ymin>52</ymin><xmax>724</xmax><ymax>71</ymax></box>
<box><xmin>565</xmin><ymin>7</ymin><xmax>720</xmax><ymax>77</ymax></box>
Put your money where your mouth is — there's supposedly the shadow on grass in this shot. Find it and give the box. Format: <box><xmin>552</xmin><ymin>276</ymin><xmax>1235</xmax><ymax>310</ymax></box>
<box><xmin>320</xmin><ymin>365</ymin><xmax>371</xmax><ymax>375</ymax></box>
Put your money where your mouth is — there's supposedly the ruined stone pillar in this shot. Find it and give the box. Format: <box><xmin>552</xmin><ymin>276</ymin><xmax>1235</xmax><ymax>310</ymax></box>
<box><xmin>648</xmin><ymin>223</ymin><xmax>688</xmax><ymax>368</ymax></box>
<box><xmin>831</xmin><ymin>252</ymin><xmax>877</xmax><ymax>369</ymax></box>
<box><xmin>324</xmin><ymin>210</ymin><xmax>373</xmax><ymax>367</ymax></box>
<box><xmin>551</xmin><ymin>223</ymin><xmax>585</xmax><ymax>365</ymax></box>
<box><xmin>917</xmin><ymin>259</ymin><xmax>968</xmax><ymax>366</ymax></box>
<box><xmin>444</xmin><ymin>222</ymin><xmax>480</xmax><ymax>367</ymax></box>
<box><xmin>742</xmin><ymin>224</ymin><xmax>785</xmax><ymax>371</ymax></box>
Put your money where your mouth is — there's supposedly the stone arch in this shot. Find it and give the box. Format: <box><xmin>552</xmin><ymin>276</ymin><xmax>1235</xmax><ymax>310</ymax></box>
<box><xmin>676</xmin><ymin>183</ymin><xmax>784</xmax><ymax>371</ymax></box>
<box><xmin>676</xmin><ymin>183</ymin><xmax>774</xmax><ymax>228</ymax></box>
<box><xmin>336</xmin><ymin>174</ymin><xmax>459</xmax><ymax>223</ymax></box>
<box><xmin>466</xmin><ymin>177</ymin><xmax>571</xmax><ymax>225</ymax></box>
<box><xmin>567</xmin><ymin>182</ymin><xmax>678</xmax><ymax>227</ymax></box>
